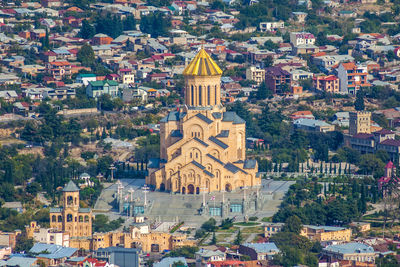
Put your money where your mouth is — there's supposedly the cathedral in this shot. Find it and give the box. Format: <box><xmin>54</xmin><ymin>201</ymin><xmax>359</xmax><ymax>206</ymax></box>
<box><xmin>147</xmin><ymin>48</ymin><xmax>260</xmax><ymax>194</ymax></box>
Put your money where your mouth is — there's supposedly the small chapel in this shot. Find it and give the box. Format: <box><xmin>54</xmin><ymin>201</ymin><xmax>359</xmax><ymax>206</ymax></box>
<box><xmin>146</xmin><ymin>48</ymin><xmax>260</xmax><ymax>194</ymax></box>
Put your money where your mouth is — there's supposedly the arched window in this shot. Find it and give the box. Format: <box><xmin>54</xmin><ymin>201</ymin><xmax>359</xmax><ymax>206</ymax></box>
<box><xmin>67</xmin><ymin>214</ymin><xmax>73</xmax><ymax>222</ymax></box>
<box><xmin>199</xmin><ymin>85</ymin><xmax>202</xmax><ymax>105</ymax></box>
<box><xmin>196</xmin><ymin>153</ymin><xmax>198</xmax><ymax>159</ymax></box>
<box><xmin>207</xmin><ymin>86</ymin><xmax>211</xmax><ymax>105</ymax></box>
<box><xmin>58</xmin><ymin>215</ymin><xmax>62</xmax><ymax>222</ymax></box>
<box><xmin>84</xmin><ymin>215</ymin><xmax>89</xmax><ymax>222</ymax></box>
<box><xmin>67</xmin><ymin>196</ymin><xmax>73</xmax><ymax>205</ymax></box>
<box><xmin>191</xmin><ymin>85</ymin><xmax>194</xmax><ymax>105</ymax></box>
<box><xmin>79</xmin><ymin>216</ymin><xmax>83</xmax><ymax>222</ymax></box>
<box><xmin>190</xmin><ymin>152</ymin><xmax>193</xmax><ymax>158</ymax></box>
<box><xmin>215</xmin><ymin>85</ymin><xmax>217</xmax><ymax>105</ymax></box>
<box><xmin>52</xmin><ymin>215</ymin><xmax>56</xmax><ymax>222</ymax></box>
<box><xmin>75</xmin><ymin>216</ymin><xmax>77</xmax><ymax>222</ymax></box>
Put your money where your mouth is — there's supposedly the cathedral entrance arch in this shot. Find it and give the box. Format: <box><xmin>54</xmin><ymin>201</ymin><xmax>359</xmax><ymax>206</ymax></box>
<box><xmin>160</xmin><ymin>183</ymin><xmax>165</xmax><ymax>191</ymax></box>
<box><xmin>188</xmin><ymin>184</ymin><xmax>195</xmax><ymax>194</ymax></box>
<box><xmin>182</xmin><ymin>187</ymin><xmax>186</xmax><ymax>194</ymax></box>
<box><xmin>225</xmin><ymin>183</ymin><xmax>232</xmax><ymax>192</ymax></box>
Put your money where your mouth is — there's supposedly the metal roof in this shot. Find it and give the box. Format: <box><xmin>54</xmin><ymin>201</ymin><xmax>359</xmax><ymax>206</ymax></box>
<box><xmin>243</xmin><ymin>159</ymin><xmax>257</xmax><ymax>169</ymax></box>
<box><xmin>324</xmin><ymin>242</ymin><xmax>374</xmax><ymax>254</ymax></box>
<box><xmin>170</xmin><ymin>130</ymin><xmax>183</xmax><ymax>138</ymax></box>
<box><xmin>195</xmin><ymin>113</ymin><xmax>213</xmax><ymax>124</ymax></box>
<box><xmin>182</xmin><ymin>48</ymin><xmax>222</xmax><ymax>76</ymax></box>
<box><xmin>242</xmin><ymin>242</ymin><xmax>280</xmax><ymax>253</ymax></box>
<box><xmin>222</xmin><ymin>112</ymin><xmax>246</xmax><ymax>124</ymax></box>
<box><xmin>30</xmin><ymin>243</ymin><xmax>77</xmax><ymax>259</ymax></box>
<box><xmin>209</xmin><ymin>136</ymin><xmax>228</xmax><ymax>149</ymax></box>
<box><xmin>160</xmin><ymin>111</ymin><xmax>186</xmax><ymax>123</ymax></box>
<box><xmin>216</xmin><ymin>130</ymin><xmax>229</xmax><ymax>138</ymax></box>
<box><xmin>62</xmin><ymin>181</ymin><xmax>79</xmax><ymax>192</ymax></box>
<box><xmin>194</xmin><ymin>137</ymin><xmax>209</xmax><ymax>147</ymax></box>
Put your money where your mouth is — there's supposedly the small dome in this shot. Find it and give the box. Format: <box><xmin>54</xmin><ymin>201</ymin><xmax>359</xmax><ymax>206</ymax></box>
<box><xmin>79</xmin><ymin>173</ymin><xmax>90</xmax><ymax>179</ymax></box>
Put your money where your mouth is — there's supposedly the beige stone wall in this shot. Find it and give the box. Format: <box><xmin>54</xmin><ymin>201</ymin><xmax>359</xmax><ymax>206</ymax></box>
<box><xmin>149</xmin><ymin>105</ymin><xmax>259</xmax><ymax>193</ymax></box>
<box><xmin>349</xmin><ymin>111</ymin><xmax>371</xmax><ymax>136</ymax></box>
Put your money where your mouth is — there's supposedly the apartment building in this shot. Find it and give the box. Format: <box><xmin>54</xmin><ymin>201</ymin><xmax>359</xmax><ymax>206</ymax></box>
<box><xmin>264</xmin><ymin>66</ymin><xmax>291</xmax><ymax>94</ymax></box>
<box><xmin>337</xmin><ymin>62</ymin><xmax>370</xmax><ymax>95</ymax></box>
<box><xmin>289</xmin><ymin>32</ymin><xmax>316</xmax><ymax>47</ymax></box>
<box><xmin>259</xmin><ymin>21</ymin><xmax>284</xmax><ymax>32</ymax></box>
<box><xmin>313</xmin><ymin>75</ymin><xmax>339</xmax><ymax>93</ymax></box>
<box><xmin>46</xmin><ymin>61</ymin><xmax>72</xmax><ymax>80</ymax></box>
<box><xmin>246</xmin><ymin>66</ymin><xmax>265</xmax><ymax>85</ymax></box>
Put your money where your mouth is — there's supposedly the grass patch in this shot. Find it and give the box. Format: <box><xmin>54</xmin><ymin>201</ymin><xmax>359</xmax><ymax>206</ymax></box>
<box><xmin>234</xmin><ymin>222</ymin><xmax>260</xmax><ymax>226</ymax></box>
<box><xmin>240</xmin><ymin>226</ymin><xmax>264</xmax><ymax>234</ymax></box>
<box><xmin>216</xmin><ymin>227</ymin><xmax>236</xmax><ymax>233</ymax></box>
<box><xmin>261</xmin><ymin>217</ymin><xmax>272</xmax><ymax>222</ymax></box>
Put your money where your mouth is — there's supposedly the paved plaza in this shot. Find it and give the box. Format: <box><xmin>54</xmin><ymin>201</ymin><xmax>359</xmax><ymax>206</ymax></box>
<box><xmin>94</xmin><ymin>179</ymin><xmax>295</xmax><ymax>226</ymax></box>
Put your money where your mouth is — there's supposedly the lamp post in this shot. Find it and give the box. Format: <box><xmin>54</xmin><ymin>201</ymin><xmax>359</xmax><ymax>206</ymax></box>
<box><xmin>243</xmin><ymin>186</ymin><xmax>248</xmax><ymax>200</ymax></box>
<box><xmin>109</xmin><ymin>164</ymin><xmax>116</xmax><ymax>181</ymax></box>
<box><xmin>116</xmin><ymin>180</ymin><xmax>123</xmax><ymax>199</ymax></box>
<box><xmin>142</xmin><ymin>184</ymin><xmax>149</xmax><ymax>206</ymax></box>
<box><xmin>128</xmin><ymin>187</ymin><xmax>134</xmax><ymax>202</ymax></box>
<box><xmin>201</xmin><ymin>186</ymin><xmax>208</xmax><ymax>207</ymax></box>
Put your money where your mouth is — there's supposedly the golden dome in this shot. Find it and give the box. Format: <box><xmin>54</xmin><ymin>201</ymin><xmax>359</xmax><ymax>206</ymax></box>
<box><xmin>183</xmin><ymin>48</ymin><xmax>223</xmax><ymax>76</ymax></box>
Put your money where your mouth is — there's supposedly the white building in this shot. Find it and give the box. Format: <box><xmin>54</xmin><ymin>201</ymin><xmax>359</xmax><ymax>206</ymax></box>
<box><xmin>259</xmin><ymin>21</ymin><xmax>284</xmax><ymax>32</ymax></box>
<box><xmin>246</xmin><ymin>66</ymin><xmax>265</xmax><ymax>85</ymax></box>
<box><xmin>290</xmin><ymin>32</ymin><xmax>316</xmax><ymax>47</ymax></box>
<box><xmin>76</xmin><ymin>74</ymin><xmax>97</xmax><ymax>86</ymax></box>
<box><xmin>32</xmin><ymin>228</ymin><xmax>69</xmax><ymax>247</ymax></box>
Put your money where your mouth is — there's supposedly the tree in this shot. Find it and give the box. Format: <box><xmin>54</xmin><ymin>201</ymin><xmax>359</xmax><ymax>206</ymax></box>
<box><xmin>263</xmin><ymin>40</ymin><xmax>278</xmax><ymax>51</ymax></box>
<box><xmin>140</xmin><ymin>12</ymin><xmax>171</xmax><ymax>38</ymax></box>
<box><xmin>77</xmin><ymin>44</ymin><xmax>95</xmax><ymax>67</ymax></box>
<box><xmin>201</xmin><ymin>218</ymin><xmax>217</xmax><ymax>232</ymax></box>
<box><xmin>210</xmin><ymin>232</ymin><xmax>217</xmax><ymax>245</ymax></box>
<box><xmin>80</xmin><ymin>20</ymin><xmax>96</xmax><ymax>39</ymax></box>
<box><xmin>41</xmin><ymin>28</ymin><xmax>50</xmax><ymax>51</ymax></box>
<box><xmin>354</xmin><ymin>90</ymin><xmax>365</xmax><ymax>111</ymax></box>
<box><xmin>283</xmin><ymin>215</ymin><xmax>302</xmax><ymax>234</ymax></box>
<box><xmin>263</xmin><ymin>55</ymin><xmax>273</xmax><ymax>67</ymax></box>
<box><xmin>256</xmin><ymin>81</ymin><xmax>271</xmax><ymax>100</ymax></box>
<box><xmin>234</xmin><ymin>229</ymin><xmax>243</xmax><ymax>245</ymax></box>
<box><xmin>386</xmin><ymin>50</ymin><xmax>396</xmax><ymax>62</ymax></box>
<box><xmin>376</xmin><ymin>254</ymin><xmax>399</xmax><ymax>267</ymax></box>
<box><xmin>14</xmin><ymin>234</ymin><xmax>34</xmax><ymax>253</ymax></box>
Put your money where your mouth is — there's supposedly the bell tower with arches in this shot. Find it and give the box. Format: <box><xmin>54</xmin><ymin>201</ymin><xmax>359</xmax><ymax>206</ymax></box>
<box><xmin>183</xmin><ymin>48</ymin><xmax>223</xmax><ymax>107</ymax></box>
<box><xmin>50</xmin><ymin>180</ymin><xmax>92</xmax><ymax>239</ymax></box>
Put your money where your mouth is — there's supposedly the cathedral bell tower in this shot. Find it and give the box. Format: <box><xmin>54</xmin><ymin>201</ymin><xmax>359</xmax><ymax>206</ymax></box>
<box><xmin>182</xmin><ymin>48</ymin><xmax>223</xmax><ymax>107</ymax></box>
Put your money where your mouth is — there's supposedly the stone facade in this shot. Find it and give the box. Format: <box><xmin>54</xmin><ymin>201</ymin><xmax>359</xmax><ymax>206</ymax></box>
<box><xmin>49</xmin><ymin>181</ymin><xmax>92</xmax><ymax>239</ymax></box>
<box><xmin>349</xmin><ymin>111</ymin><xmax>371</xmax><ymax>136</ymax></box>
<box><xmin>147</xmin><ymin>49</ymin><xmax>260</xmax><ymax>194</ymax></box>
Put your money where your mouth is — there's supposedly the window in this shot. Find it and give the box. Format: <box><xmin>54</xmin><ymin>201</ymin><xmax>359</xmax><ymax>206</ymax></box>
<box><xmin>67</xmin><ymin>196</ymin><xmax>73</xmax><ymax>205</ymax></box>
<box><xmin>191</xmin><ymin>85</ymin><xmax>194</xmax><ymax>105</ymax></box>
<box><xmin>207</xmin><ymin>86</ymin><xmax>211</xmax><ymax>105</ymax></box>
<box><xmin>215</xmin><ymin>86</ymin><xmax>217</xmax><ymax>104</ymax></box>
<box><xmin>67</xmin><ymin>214</ymin><xmax>73</xmax><ymax>222</ymax></box>
<box><xmin>199</xmin><ymin>85</ymin><xmax>202</xmax><ymax>105</ymax></box>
